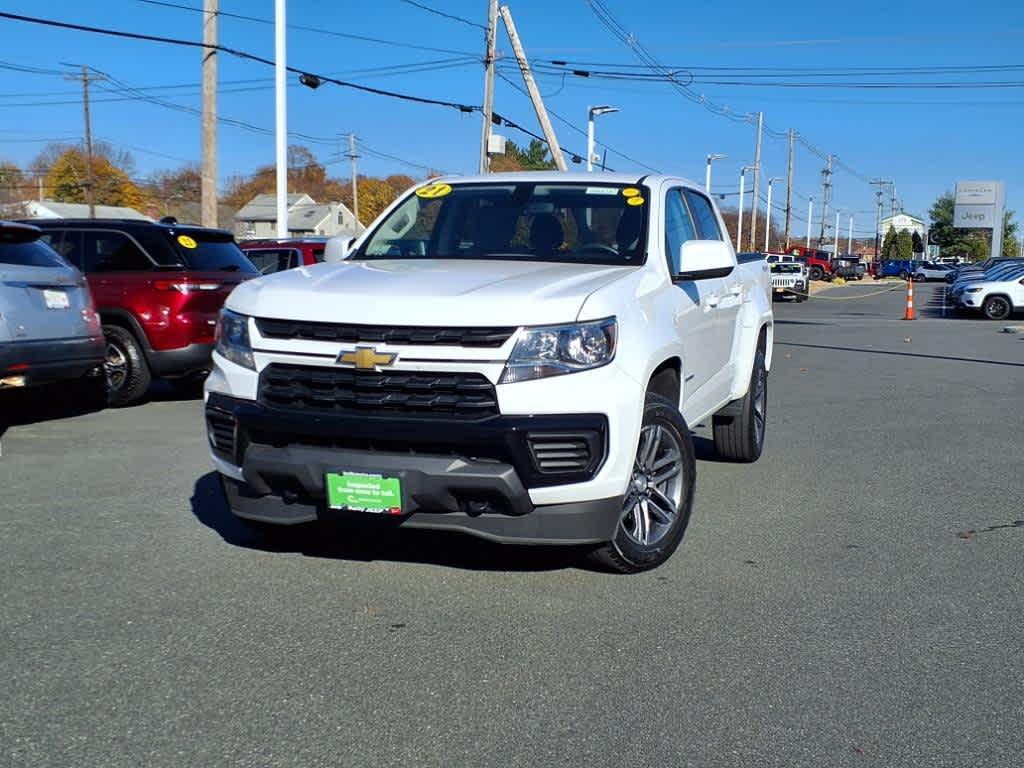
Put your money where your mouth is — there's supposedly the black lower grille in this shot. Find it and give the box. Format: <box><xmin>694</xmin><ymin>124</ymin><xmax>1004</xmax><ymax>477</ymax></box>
<box><xmin>206</xmin><ymin>409</ymin><xmax>237</xmax><ymax>461</ymax></box>
<box><xmin>258</xmin><ymin>364</ymin><xmax>499</xmax><ymax>418</ymax></box>
<box><xmin>255</xmin><ymin>317</ymin><xmax>515</xmax><ymax>348</ymax></box>
<box><xmin>527</xmin><ymin>432</ymin><xmax>599</xmax><ymax>474</ymax></box>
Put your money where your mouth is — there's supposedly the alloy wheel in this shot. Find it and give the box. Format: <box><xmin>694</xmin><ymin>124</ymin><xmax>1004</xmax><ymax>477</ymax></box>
<box><xmin>621</xmin><ymin>425</ymin><xmax>684</xmax><ymax>547</ymax></box>
<box><xmin>105</xmin><ymin>342</ymin><xmax>128</xmax><ymax>391</ymax></box>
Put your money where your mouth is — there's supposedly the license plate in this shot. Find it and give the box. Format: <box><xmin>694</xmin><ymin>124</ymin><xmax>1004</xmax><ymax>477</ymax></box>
<box><xmin>43</xmin><ymin>289</ymin><xmax>70</xmax><ymax>309</ymax></box>
<box><xmin>325</xmin><ymin>472</ymin><xmax>402</xmax><ymax>515</ymax></box>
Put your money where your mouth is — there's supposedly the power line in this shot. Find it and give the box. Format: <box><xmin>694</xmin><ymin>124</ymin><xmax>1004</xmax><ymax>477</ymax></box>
<box><xmin>398</xmin><ymin>0</ymin><xmax>487</xmax><ymax>31</ymax></box>
<box><xmin>0</xmin><ymin>11</ymin><xmax>480</xmax><ymax>113</ymax></box>
<box><xmin>135</xmin><ymin>0</ymin><xmax>478</xmax><ymax>56</ymax></box>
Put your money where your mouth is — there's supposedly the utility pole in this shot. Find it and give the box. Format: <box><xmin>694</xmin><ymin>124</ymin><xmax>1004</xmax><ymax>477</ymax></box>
<box><xmin>817</xmin><ymin>154</ymin><xmax>833</xmax><ymax>245</ymax></box>
<box><xmin>784</xmin><ymin>128</ymin><xmax>795</xmax><ymax>250</ymax></box>
<box><xmin>871</xmin><ymin>179</ymin><xmax>887</xmax><ymax>262</ymax></box>
<box><xmin>201</xmin><ymin>0</ymin><xmax>218</xmax><ymax>227</ymax></box>
<box><xmin>848</xmin><ymin>215</ymin><xmax>853</xmax><ymax>256</ymax></box>
<box><xmin>749</xmin><ymin>111</ymin><xmax>763</xmax><ymax>251</ymax></box>
<box><xmin>348</xmin><ymin>133</ymin><xmax>360</xmax><ymax>224</ymax></box>
<box><xmin>834</xmin><ymin>209</ymin><xmax>841</xmax><ymax>257</ymax></box>
<box><xmin>65</xmin><ymin>65</ymin><xmax>104</xmax><ymax>219</ymax></box>
<box><xmin>890</xmin><ymin>181</ymin><xmax>898</xmax><ymax>217</ymax></box>
<box><xmin>274</xmin><ymin>0</ymin><xmax>288</xmax><ymax>238</ymax></box>
<box><xmin>499</xmin><ymin>5</ymin><xmax>567</xmax><ymax>171</ymax></box>
<box><xmin>478</xmin><ymin>0</ymin><xmax>498</xmax><ymax>174</ymax></box>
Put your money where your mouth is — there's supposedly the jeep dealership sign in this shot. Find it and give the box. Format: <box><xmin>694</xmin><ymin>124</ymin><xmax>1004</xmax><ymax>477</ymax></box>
<box><xmin>954</xmin><ymin>181</ymin><xmax>1005</xmax><ymax>257</ymax></box>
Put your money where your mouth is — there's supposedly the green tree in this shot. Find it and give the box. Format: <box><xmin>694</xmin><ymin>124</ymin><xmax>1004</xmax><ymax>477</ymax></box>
<box><xmin>491</xmin><ymin>139</ymin><xmax>557</xmax><ymax>172</ymax></box>
<box><xmin>896</xmin><ymin>229</ymin><xmax>914</xmax><ymax>260</ymax></box>
<box><xmin>881</xmin><ymin>225</ymin><xmax>898</xmax><ymax>259</ymax></box>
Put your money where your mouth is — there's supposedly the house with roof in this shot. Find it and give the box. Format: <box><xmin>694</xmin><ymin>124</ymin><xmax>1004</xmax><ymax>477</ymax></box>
<box><xmin>11</xmin><ymin>200</ymin><xmax>151</xmax><ymax>221</ymax></box>
<box><xmin>880</xmin><ymin>212</ymin><xmax>925</xmax><ymax>240</ymax></box>
<box><xmin>234</xmin><ymin>193</ymin><xmax>363</xmax><ymax>239</ymax></box>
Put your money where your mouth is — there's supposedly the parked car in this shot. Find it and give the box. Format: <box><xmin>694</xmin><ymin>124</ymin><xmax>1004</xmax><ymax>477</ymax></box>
<box><xmin>0</xmin><ymin>221</ymin><xmax>105</xmax><ymax>398</ymax></box>
<box><xmin>788</xmin><ymin>246</ymin><xmax>832</xmax><ymax>281</ymax></box>
<box><xmin>205</xmin><ymin>172</ymin><xmax>774</xmax><ymax>573</ymax></box>
<box><xmin>769</xmin><ymin>260</ymin><xmax>809</xmax><ymax>301</ymax></box>
<box><xmin>957</xmin><ymin>270</ymin><xmax>1024</xmax><ymax>320</ymax></box>
<box><xmin>875</xmin><ymin>259</ymin><xmax>921</xmax><ymax>280</ymax></box>
<box><xmin>238</xmin><ymin>238</ymin><xmax>329</xmax><ymax>274</ymax></box>
<box><xmin>948</xmin><ymin>263</ymin><xmax>1024</xmax><ymax>304</ymax></box>
<box><xmin>26</xmin><ymin>218</ymin><xmax>258</xmax><ymax>405</ymax></box>
<box><xmin>912</xmin><ymin>262</ymin><xmax>953</xmax><ymax>281</ymax></box>
<box><xmin>832</xmin><ymin>256</ymin><xmax>865</xmax><ymax>280</ymax></box>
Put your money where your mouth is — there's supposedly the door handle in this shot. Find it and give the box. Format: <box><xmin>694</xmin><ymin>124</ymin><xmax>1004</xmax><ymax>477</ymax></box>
<box><xmin>728</xmin><ymin>284</ymin><xmax>742</xmax><ymax>296</ymax></box>
<box><xmin>704</xmin><ymin>294</ymin><xmax>720</xmax><ymax>308</ymax></box>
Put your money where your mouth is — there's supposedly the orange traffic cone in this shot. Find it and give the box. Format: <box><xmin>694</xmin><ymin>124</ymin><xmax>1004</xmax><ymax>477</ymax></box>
<box><xmin>903</xmin><ymin>277</ymin><xmax>916</xmax><ymax>320</ymax></box>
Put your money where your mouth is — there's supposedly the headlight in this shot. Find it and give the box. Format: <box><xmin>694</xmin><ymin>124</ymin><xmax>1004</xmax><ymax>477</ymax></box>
<box><xmin>499</xmin><ymin>318</ymin><xmax>617</xmax><ymax>384</ymax></box>
<box><xmin>965</xmin><ymin>287</ymin><xmax>983</xmax><ymax>293</ymax></box>
<box><xmin>214</xmin><ymin>309</ymin><xmax>255</xmax><ymax>370</ymax></box>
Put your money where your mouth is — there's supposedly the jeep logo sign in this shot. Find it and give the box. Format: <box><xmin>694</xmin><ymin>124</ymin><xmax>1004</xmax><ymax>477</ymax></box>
<box><xmin>953</xmin><ymin>181</ymin><xmax>1005</xmax><ymax>258</ymax></box>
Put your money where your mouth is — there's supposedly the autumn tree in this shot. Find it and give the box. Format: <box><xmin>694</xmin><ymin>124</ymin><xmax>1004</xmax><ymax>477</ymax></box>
<box><xmin>0</xmin><ymin>161</ymin><xmax>25</xmax><ymax>206</ymax></box>
<box><xmin>42</xmin><ymin>147</ymin><xmax>144</xmax><ymax>209</ymax></box>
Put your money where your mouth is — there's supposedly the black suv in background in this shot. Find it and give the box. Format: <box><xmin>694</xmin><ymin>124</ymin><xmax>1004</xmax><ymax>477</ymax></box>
<box><xmin>24</xmin><ymin>218</ymin><xmax>258</xmax><ymax>404</ymax></box>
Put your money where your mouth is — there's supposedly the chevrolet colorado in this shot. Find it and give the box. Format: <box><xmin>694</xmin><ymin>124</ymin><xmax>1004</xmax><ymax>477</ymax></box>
<box><xmin>205</xmin><ymin>173</ymin><xmax>773</xmax><ymax>572</ymax></box>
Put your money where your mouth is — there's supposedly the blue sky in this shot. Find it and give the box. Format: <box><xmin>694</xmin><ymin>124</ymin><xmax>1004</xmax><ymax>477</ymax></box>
<box><xmin>1</xmin><ymin>0</ymin><xmax>1022</xmax><ymax>239</ymax></box>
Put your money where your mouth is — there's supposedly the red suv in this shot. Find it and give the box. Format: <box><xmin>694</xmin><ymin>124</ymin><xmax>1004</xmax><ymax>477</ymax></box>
<box><xmin>238</xmin><ymin>238</ymin><xmax>328</xmax><ymax>274</ymax></box>
<box><xmin>27</xmin><ymin>219</ymin><xmax>257</xmax><ymax>405</ymax></box>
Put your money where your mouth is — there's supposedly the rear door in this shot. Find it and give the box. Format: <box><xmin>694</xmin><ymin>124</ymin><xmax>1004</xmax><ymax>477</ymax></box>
<box><xmin>0</xmin><ymin>233</ymin><xmax>94</xmax><ymax>343</ymax></box>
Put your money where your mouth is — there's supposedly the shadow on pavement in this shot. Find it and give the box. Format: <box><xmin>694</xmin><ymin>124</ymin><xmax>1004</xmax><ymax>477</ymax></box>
<box><xmin>778</xmin><ymin>341</ymin><xmax>1024</xmax><ymax>368</ymax></box>
<box><xmin>190</xmin><ymin>472</ymin><xmax>594</xmax><ymax>573</ymax></box>
<box><xmin>0</xmin><ymin>384</ymin><xmax>105</xmax><ymax>433</ymax></box>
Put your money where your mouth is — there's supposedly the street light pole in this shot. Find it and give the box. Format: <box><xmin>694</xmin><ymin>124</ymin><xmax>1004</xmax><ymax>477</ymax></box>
<box><xmin>737</xmin><ymin>166</ymin><xmax>754</xmax><ymax>252</ymax></box>
<box><xmin>274</xmin><ymin>0</ymin><xmax>287</xmax><ymax>238</ymax></box>
<box><xmin>806</xmin><ymin>197</ymin><xmax>813</xmax><ymax>248</ymax></box>
<box><xmin>764</xmin><ymin>177</ymin><xmax>780</xmax><ymax>252</ymax></box>
<box><xmin>587</xmin><ymin>106</ymin><xmax>619</xmax><ymax>172</ymax></box>
<box><xmin>705</xmin><ymin>153</ymin><xmax>727</xmax><ymax>194</ymax></box>
<box><xmin>834</xmin><ymin>208</ymin><xmax>841</xmax><ymax>257</ymax></box>
<box><xmin>848</xmin><ymin>215</ymin><xmax>853</xmax><ymax>257</ymax></box>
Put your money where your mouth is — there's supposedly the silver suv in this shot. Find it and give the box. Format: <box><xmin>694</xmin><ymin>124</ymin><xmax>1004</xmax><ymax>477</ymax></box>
<box><xmin>0</xmin><ymin>221</ymin><xmax>105</xmax><ymax>397</ymax></box>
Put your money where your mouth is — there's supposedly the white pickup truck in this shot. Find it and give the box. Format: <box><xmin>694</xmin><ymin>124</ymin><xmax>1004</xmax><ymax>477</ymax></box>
<box><xmin>205</xmin><ymin>172</ymin><xmax>773</xmax><ymax>572</ymax></box>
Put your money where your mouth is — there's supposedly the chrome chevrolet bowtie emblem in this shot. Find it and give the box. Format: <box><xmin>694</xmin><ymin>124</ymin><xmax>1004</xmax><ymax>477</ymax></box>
<box><xmin>337</xmin><ymin>346</ymin><xmax>396</xmax><ymax>371</ymax></box>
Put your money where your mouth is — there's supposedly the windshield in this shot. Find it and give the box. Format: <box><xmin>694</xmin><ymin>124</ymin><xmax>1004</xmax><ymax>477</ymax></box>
<box><xmin>172</xmin><ymin>233</ymin><xmax>258</xmax><ymax>274</ymax></box>
<box><xmin>356</xmin><ymin>181</ymin><xmax>649</xmax><ymax>265</ymax></box>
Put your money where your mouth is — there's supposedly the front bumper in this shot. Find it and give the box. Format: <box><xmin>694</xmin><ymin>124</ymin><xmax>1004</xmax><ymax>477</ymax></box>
<box><xmin>205</xmin><ymin>393</ymin><xmax>621</xmax><ymax>545</ymax></box>
<box><xmin>0</xmin><ymin>336</ymin><xmax>105</xmax><ymax>386</ymax></box>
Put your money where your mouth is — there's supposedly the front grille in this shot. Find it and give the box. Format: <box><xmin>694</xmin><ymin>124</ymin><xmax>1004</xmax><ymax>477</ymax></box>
<box><xmin>527</xmin><ymin>432</ymin><xmax>597</xmax><ymax>474</ymax></box>
<box><xmin>258</xmin><ymin>364</ymin><xmax>499</xmax><ymax>418</ymax></box>
<box><xmin>255</xmin><ymin>317</ymin><xmax>515</xmax><ymax>348</ymax></box>
<box><xmin>206</xmin><ymin>409</ymin><xmax>237</xmax><ymax>461</ymax></box>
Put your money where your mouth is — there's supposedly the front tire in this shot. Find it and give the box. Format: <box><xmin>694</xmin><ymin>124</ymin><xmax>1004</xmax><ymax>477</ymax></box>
<box><xmin>713</xmin><ymin>345</ymin><xmax>768</xmax><ymax>462</ymax></box>
<box><xmin>982</xmin><ymin>296</ymin><xmax>1012</xmax><ymax>321</ymax></box>
<box><xmin>809</xmin><ymin>266</ymin><xmax>824</xmax><ymax>281</ymax></box>
<box><xmin>103</xmin><ymin>325</ymin><xmax>151</xmax><ymax>406</ymax></box>
<box><xmin>590</xmin><ymin>393</ymin><xmax>696</xmax><ymax>574</ymax></box>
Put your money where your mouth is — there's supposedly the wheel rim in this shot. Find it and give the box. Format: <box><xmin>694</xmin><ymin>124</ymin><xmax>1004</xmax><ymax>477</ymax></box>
<box><xmin>987</xmin><ymin>298</ymin><xmax>1009</xmax><ymax>319</ymax></box>
<box><xmin>105</xmin><ymin>342</ymin><xmax>128</xmax><ymax>391</ymax></box>
<box><xmin>752</xmin><ymin>361</ymin><xmax>767</xmax><ymax>448</ymax></box>
<box><xmin>621</xmin><ymin>425</ymin><xmax>684</xmax><ymax>547</ymax></box>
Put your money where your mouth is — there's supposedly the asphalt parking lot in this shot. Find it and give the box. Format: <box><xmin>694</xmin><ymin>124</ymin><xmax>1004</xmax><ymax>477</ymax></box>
<box><xmin>2</xmin><ymin>282</ymin><xmax>1022</xmax><ymax>768</ymax></box>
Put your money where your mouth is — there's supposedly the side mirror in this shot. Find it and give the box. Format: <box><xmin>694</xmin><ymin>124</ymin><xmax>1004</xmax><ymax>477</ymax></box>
<box><xmin>675</xmin><ymin>241</ymin><xmax>735</xmax><ymax>282</ymax></box>
<box><xmin>324</xmin><ymin>235</ymin><xmax>357</xmax><ymax>263</ymax></box>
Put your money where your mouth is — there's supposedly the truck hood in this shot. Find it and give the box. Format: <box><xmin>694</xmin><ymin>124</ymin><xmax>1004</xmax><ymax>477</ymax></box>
<box><xmin>226</xmin><ymin>259</ymin><xmax>635</xmax><ymax>326</ymax></box>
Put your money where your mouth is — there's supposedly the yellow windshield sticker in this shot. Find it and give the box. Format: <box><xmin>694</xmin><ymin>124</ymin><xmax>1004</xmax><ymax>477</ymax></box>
<box><xmin>415</xmin><ymin>182</ymin><xmax>452</xmax><ymax>199</ymax></box>
<box><xmin>177</xmin><ymin>235</ymin><xmax>197</xmax><ymax>249</ymax></box>
<box><xmin>621</xmin><ymin>187</ymin><xmax>641</xmax><ymax>198</ymax></box>
<box><xmin>626</xmin><ymin>196</ymin><xmax>645</xmax><ymax>207</ymax></box>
